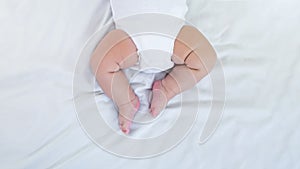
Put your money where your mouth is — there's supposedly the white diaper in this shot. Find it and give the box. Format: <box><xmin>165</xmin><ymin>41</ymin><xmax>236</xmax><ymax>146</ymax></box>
<box><xmin>110</xmin><ymin>0</ymin><xmax>188</xmax><ymax>73</ymax></box>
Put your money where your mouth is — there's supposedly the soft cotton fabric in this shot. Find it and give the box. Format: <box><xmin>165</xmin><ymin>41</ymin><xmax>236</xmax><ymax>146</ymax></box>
<box><xmin>1</xmin><ymin>0</ymin><xmax>300</xmax><ymax>168</ymax></box>
<box><xmin>110</xmin><ymin>0</ymin><xmax>188</xmax><ymax>73</ymax></box>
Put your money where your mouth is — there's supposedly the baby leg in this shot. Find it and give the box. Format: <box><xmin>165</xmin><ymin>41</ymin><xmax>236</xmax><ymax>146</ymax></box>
<box><xmin>90</xmin><ymin>29</ymin><xmax>140</xmax><ymax>134</ymax></box>
<box><xmin>150</xmin><ymin>25</ymin><xmax>217</xmax><ymax>117</ymax></box>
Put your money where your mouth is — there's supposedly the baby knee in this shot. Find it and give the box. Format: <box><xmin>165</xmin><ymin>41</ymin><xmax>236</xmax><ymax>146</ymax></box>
<box><xmin>90</xmin><ymin>29</ymin><xmax>138</xmax><ymax>74</ymax></box>
<box><xmin>174</xmin><ymin>25</ymin><xmax>217</xmax><ymax>72</ymax></box>
<box><xmin>184</xmin><ymin>48</ymin><xmax>217</xmax><ymax>73</ymax></box>
<box><xmin>184</xmin><ymin>51</ymin><xmax>203</xmax><ymax>70</ymax></box>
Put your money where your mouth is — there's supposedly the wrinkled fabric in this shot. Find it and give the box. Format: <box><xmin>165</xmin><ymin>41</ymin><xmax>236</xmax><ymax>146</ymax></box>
<box><xmin>0</xmin><ymin>0</ymin><xmax>300</xmax><ymax>168</ymax></box>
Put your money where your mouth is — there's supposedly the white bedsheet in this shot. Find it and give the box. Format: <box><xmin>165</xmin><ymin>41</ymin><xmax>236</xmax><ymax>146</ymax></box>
<box><xmin>1</xmin><ymin>0</ymin><xmax>300</xmax><ymax>168</ymax></box>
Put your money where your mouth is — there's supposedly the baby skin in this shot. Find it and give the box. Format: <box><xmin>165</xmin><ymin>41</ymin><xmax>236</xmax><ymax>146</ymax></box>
<box><xmin>90</xmin><ymin>25</ymin><xmax>217</xmax><ymax>134</ymax></box>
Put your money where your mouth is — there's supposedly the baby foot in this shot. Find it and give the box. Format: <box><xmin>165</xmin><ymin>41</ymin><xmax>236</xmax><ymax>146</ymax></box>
<box><xmin>150</xmin><ymin>80</ymin><xmax>172</xmax><ymax>117</ymax></box>
<box><xmin>118</xmin><ymin>96</ymin><xmax>140</xmax><ymax>134</ymax></box>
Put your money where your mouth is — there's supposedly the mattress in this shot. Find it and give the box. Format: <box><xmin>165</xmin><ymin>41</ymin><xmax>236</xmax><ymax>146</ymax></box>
<box><xmin>0</xmin><ymin>0</ymin><xmax>300</xmax><ymax>168</ymax></box>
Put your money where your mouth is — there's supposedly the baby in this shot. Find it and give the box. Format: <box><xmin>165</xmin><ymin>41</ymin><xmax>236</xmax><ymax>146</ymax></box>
<box><xmin>90</xmin><ymin>0</ymin><xmax>217</xmax><ymax>134</ymax></box>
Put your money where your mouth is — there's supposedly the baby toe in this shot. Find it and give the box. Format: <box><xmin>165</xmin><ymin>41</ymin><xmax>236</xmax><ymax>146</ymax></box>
<box><xmin>119</xmin><ymin>115</ymin><xmax>131</xmax><ymax>134</ymax></box>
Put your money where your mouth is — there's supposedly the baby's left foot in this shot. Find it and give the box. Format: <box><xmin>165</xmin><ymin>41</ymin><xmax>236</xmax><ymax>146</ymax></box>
<box><xmin>150</xmin><ymin>80</ymin><xmax>173</xmax><ymax>117</ymax></box>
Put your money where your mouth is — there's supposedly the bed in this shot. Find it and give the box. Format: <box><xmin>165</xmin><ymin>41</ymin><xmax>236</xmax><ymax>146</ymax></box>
<box><xmin>1</xmin><ymin>0</ymin><xmax>300</xmax><ymax>168</ymax></box>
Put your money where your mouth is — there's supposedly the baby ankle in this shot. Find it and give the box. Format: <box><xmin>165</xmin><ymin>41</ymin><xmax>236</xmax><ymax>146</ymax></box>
<box><xmin>161</xmin><ymin>80</ymin><xmax>177</xmax><ymax>100</ymax></box>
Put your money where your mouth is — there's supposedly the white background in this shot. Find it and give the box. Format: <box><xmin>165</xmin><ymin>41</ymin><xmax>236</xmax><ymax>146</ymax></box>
<box><xmin>0</xmin><ymin>0</ymin><xmax>300</xmax><ymax>168</ymax></box>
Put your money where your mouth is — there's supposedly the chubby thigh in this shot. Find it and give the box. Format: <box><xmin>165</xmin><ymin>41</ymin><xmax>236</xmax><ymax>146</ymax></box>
<box><xmin>90</xmin><ymin>29</ymin><xmax>138</xmax><ymax>75</ymax></box>
<box><xmin>90</xmin><ymin>29</ymin><xmax>138</xmax><ymax>105</ymax></box>
<box><xmin>173</xmin><ymin>25</ymin><xmax>217</xmax><ymax>72</ymax></box>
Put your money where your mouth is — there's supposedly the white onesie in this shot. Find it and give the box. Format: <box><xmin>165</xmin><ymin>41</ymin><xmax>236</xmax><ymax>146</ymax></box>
<box><xmin>110</xmin><ymin>0</ymin><xmax>188</xmax><ymax>73</ymax></box>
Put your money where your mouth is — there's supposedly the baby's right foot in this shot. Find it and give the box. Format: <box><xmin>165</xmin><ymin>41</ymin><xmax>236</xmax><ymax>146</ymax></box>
<box><xmin>118</xmin><ymin>96</ymin><xmax>140</xmax><ymax>134</ymax></box>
